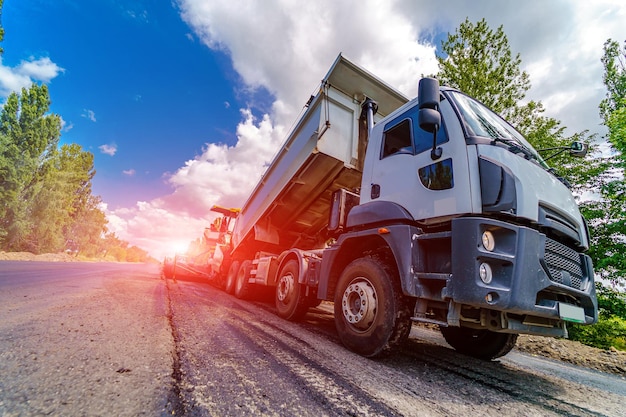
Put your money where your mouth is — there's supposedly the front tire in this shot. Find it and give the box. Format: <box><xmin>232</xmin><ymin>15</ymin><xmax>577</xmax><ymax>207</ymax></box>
<box><xmin>275</xmin><ymin>260</ymin><xmax>308</xmax><ymax>320</ymax></box>
<box><xmin>334</xmin><ymin>256</ymin><xmax>414</xmax><ymax>358</ymax></box>
<box><xmin>439</xmin><ymin>326</ymin><xmax>518</xmax><ymax>360</ymax></box>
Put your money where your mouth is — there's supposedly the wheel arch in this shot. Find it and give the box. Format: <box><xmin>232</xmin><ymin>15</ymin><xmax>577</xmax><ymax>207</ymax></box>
<box><xmin>324</xmin><ymin>233</ymin><xmax>399</xmax><ymax>300</ymax></box>
<box><xmin>275</xmin><ymin>249</ymin><xmax>324</xmax><ymax>285</ymax></box>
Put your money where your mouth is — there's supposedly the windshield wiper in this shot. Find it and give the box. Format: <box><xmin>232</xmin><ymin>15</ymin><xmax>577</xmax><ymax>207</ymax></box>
<box><xmin>492</xmin><ymin>137</ymin><xmax>537</xmax><ymax>161</ymax></box>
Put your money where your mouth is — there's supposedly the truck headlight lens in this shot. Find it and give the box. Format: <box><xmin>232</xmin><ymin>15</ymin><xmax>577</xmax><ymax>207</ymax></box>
<box><xmin>481</xmin><ymin>230</ymin><xmax>495</xmax><ymax>252</ymax></box>
<box><xmin>479</xmin><ymin>262</ymin><xmax>493</xmax><ymax>284</ymax></box>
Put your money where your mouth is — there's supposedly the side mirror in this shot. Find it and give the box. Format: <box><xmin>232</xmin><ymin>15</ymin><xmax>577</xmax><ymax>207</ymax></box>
<box><xmin>418</xmin><ymin>108</ymin><xmax>440</xmax><ymax>133</ymax></box>
<box><xmin>569</xmin><ymin>141</ymin><xmax>588</xmax><ymax>158</ymax></box>
<box><xmin>418</xmin><ymin>77</ymin><xmax>440</xmax><ymax>110</ymax></box>
<box><xmin>539</xmin><ymin>141</ymin><xmax>589</xmax><ymax>161</ymax></box>
<box><xmin>418</xmin><ymin>78</ymin><xmax>442</xmax><ymax>160</ymax></box>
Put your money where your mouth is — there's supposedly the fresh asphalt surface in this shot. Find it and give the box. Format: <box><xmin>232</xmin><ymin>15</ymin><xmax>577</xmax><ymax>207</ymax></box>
<box><xmin>1</xmin><ymin>261</ymin><xmax>624</xmax><ymax>416</ymax></box>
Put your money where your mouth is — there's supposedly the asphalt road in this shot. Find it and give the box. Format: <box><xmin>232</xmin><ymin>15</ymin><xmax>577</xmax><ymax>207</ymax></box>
<box><xmin>1</xmin><ymin>261</ymin><xmax>624</xmax><ymax>416</ymax></box>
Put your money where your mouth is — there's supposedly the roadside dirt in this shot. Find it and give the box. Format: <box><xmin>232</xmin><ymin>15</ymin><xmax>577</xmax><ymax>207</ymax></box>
<box><xmin>516</xmin><ymin>334</ymin><xmax>626</xmax><ymax>376</ymax></box>
<box><xmin>0</xmin><ymin>251</ymin><xmax>79</xmax><ymax>262</ymax></box>
<box><xmin>2</xmin><ymin>251</ymin><xmax>624</xmax><ymax>378</ymax></box>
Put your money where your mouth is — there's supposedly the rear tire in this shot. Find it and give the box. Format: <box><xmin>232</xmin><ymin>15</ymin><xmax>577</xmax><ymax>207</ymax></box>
<box><xmin>275</xmin><ymin>260</ymin><xmax>308</xmax><ymax>321</ymax></box>
<box><xmin>439</xmin><ymin>326</ymin><xmax>518</xmax><ymax>360</ymax></box>
<box><xmin>225</xmin><ymin>260</ymin><xmax>239</xmax><ymax>294</ymax></box>
<box><xmin>334</xmin><ymin>256</ymin><xmax>414</xmax><ymax>358</ymax></box>
<box><xmin>234</xmin><ymin>260</ymin><xmax>252</xmax><ymax>299</ymax></box>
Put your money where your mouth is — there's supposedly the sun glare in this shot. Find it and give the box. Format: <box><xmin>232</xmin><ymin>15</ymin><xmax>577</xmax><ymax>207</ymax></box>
<box><xmin>170</xmin><ymin>241</ymin><xmax>189</xmax><ymax>255</ymax></box>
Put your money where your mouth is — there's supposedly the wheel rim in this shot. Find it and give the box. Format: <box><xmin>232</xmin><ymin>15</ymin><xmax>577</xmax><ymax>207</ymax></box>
<box><xmin>277</xmin><ymin>273</ymin><xmax>294</xmax><ymax>304</ymax></box>
<box><xmin>341</xmin><ymin>277</ymin><xmax>377</xmax><ymax>332</ymax></box>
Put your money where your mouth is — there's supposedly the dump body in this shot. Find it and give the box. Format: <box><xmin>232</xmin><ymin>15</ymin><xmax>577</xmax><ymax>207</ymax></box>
<box><xmin>231</xmin><ymin>55</ymin><xmax>407</xmax><ymax>256</ymax></box>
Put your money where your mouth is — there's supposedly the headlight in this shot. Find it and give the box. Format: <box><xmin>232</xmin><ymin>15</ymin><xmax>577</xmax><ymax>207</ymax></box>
<box><xmin>479</xmin><ymin>262</ymin><xmax>493</xmax><ymax>284</ymax></box>
<box><xmin>481</xmin><ymin>230</ymin><xmax>495</xmax><ymax>251</ymax></box>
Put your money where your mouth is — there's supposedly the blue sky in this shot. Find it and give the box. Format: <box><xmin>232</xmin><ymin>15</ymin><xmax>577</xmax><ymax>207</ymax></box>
<box><xmin>2</xmin><ymin>0</ymin><xmax>624</xmax><ymax>257</ymax></box>
<box><xmin>3</xmin><ymin>0</ymin><xmax>272</xmax><ymax>209</ymax></box>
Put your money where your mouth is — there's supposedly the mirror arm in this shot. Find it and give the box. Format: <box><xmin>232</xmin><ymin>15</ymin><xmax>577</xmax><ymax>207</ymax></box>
<box><xmin>542</xmin><ymin>148</ymin><xmax>567</xmax><ymax>162</ymax></box>
<box><xmin>430</xmin><ymin>126</ymin><xmax>442</xmax><ymax>160</ymax></box>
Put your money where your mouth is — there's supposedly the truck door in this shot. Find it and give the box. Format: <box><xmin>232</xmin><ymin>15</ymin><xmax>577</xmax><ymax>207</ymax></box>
<box><xmin>366</xmin><ymin>98</ymin><xmax>474</xmax><ymax>223</ymax></box>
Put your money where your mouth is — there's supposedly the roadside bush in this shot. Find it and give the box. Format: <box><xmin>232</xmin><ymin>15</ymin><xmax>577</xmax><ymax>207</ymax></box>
<box><xmin>568</xmin><ymin>284</ymin><xmax>626</xmax><ymax>350</ymax></box>
<box><xmin>569</xmin><ymin>316</ymin><xmax>626</xmax><ymax>350</ymax></box>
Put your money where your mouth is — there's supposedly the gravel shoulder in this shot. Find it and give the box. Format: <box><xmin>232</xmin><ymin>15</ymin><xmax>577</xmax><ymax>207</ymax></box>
<box><xmin>515</xmin><ymin>334</ymin><xmax>626</xmax><ymax>377</ymax></box>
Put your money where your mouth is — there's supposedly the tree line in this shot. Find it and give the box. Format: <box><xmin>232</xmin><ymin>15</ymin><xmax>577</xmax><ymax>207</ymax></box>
<box><xmin>0</xmin><ymin>1</ymin><xmax>151</xmax><ymax>263</ymax></box>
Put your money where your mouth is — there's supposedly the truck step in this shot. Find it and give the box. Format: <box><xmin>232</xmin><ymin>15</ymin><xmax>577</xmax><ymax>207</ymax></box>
<box><xmin>416</xmin><ymin>273</ymin><xmax>451</xmax><ymax>281</ymax></box>
<box><xmin>415</xmin><ymin>231</ymin><xmax>452</xmax><ymax>241</ymax></box>
<box><xmin>410</xmin><ymin>316</ymin><xmax>448</xmax><ymax>326</ymax></box>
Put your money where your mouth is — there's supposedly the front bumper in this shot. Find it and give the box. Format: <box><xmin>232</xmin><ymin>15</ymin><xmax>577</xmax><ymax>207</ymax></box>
<box><xmin>449</xmin><ymin>217</ymin><xmax>597</xmax><ymax>325</ymax></box>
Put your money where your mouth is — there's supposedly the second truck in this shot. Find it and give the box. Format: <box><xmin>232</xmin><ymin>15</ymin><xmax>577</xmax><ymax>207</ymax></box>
<box><xmin>205</xmin><ymin>54</ymin><xmax>597</xmax><ymax>359</ymax></box>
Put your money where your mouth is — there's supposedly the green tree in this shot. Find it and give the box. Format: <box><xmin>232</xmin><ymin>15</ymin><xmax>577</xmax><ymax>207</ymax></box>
<box><xmin>67</xmin><ymin>195</ymin><xmax>108</xmax><ymax>257</ymax></box>
<box><xmin>0</xmin><ymin>84</ymin><xmax>62</xmax><ymax>250</ymax></box>
<box><xmin>0</xmin><ymin>0</ymin><xmax>143</xmax><ymax>260</ymax></box>
<box><xmin>436</xmin><ymin>18</ymin><xmax>598</xmax><ymax>189</ymax></box>
<box><xmin>600</xmin><ymin>40</ymin><xmax>626</xmax><ymax>124</ymax></box>
<box><xmin>29</xmin><ymin>143</ymin><xmax>106</xmax><ymax>253</ymax></box>
<box><xmin>591</xmin><ymin>39</ymin><xmax>626</xmax><ymax>285</ymax></box>
<box><xmin>437</xmin><ymin>18</ymin><xmax>529</xmax><ymax>119</ymax></box>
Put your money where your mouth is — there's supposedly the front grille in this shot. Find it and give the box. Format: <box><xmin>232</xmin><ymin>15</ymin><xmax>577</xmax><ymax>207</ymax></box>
<box><xmin>545</xmin><ymin>238</ymin><xmax>584</xmax><ymax>290</ymax></box>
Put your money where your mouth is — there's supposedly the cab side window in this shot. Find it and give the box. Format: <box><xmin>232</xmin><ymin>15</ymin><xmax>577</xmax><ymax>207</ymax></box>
<box><xmin>382</xmin><ymin>118</ymin><xmax>413</xmax><ymax>158</ymax></box>
<box><xmin>381</xmin><ymin>111</ymin><xmax>448</xmax><ymax>159</ymax></box>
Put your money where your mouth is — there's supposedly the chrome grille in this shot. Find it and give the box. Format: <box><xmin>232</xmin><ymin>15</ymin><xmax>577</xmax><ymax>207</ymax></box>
<box><xmin>545</xmin><ymin>238</ymin><xmax>583</xmax><ymax>290</ymax></box>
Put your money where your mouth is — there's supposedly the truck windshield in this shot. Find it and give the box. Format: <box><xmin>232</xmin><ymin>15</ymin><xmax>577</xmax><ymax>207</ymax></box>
<box><xmin>447</xmin><ymin>91</ymin><xmax>548</xmax><ymax>168</ymax></box>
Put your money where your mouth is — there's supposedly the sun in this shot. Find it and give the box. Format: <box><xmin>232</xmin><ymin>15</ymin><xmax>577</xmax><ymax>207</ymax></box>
<box><xmin>169</xmin><ymin>240</ymin><xmax>189</xmax><ymax>255</ymax></box>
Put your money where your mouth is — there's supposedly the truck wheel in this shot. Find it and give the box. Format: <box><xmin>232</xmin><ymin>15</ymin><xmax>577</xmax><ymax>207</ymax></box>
<box><xmin>234</xmin><ymin>260</ymin><xmax>252</xmax><ymax>299</ymax></box>
<box><xmin>225</xmin><ymin>260</ymin><xmax>240</xmax><ymax>294</ymax></box>
<box><xmin>334</xmin><ymin>257</ymin><xmax>414</xmax><ymax>358</ymax></box>
<box><xmin>275</xmin><ymin>260</ymin><xmax>308</xmax><ymax>320</ymax></box>
<box><xmin>439</xmin><ymin>326</ymin><xmax>518</xmax><ymax>360</ymax></box>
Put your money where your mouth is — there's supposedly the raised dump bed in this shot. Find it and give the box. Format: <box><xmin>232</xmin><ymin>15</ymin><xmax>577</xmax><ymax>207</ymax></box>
<box><xmin>231</xmin><ymin>54</ymin><xmax>408</xmax><ymax>256</ymax></box>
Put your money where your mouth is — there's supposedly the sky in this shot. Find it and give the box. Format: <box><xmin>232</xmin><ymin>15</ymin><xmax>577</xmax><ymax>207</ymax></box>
<box><xmin>2</xmin><ymin>0</ymin><xmax>625</xmax><ymax>259</ymax></box>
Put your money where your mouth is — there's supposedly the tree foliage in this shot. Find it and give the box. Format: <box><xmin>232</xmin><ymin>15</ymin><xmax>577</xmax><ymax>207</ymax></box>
<box><xmin>435</xmin><ymin>18</ymin><xmax>598</xmax><ymax>192</ymax></box>
<box><xmin>0</xmin><ymin>1</ymin><xmax>152</xmax><ymax>262</ymax></box>
<box><xmin>0</xmin><ymin>84</ymin><xmax>61</xmax><ymax>249</ymax></box>
<box><xmin>0</xmin><ymin>84</ymin><xmax>107</xmax><ymax>254</ymax></box>
<box><xmin>600</xmin><ymin>39</ymin><xmax>626</xmax><ymax>124</ymax></box>
<box><xmin>586</xmin><ymin>39</ymin><xmax>626</xmax><ymax>286</ymax></box>
<box><xmin>569</xmin><ymin>284</ymin><xmax>626</xmax><ymax>350</ymax></box>
<box><xmin>437</xmin><ymin>18</ymin><xmax>529</xmax><ymax>119</ymax></box>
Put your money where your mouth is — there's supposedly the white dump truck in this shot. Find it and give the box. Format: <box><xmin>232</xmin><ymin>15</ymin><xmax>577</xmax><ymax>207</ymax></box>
<box><xmin>213</xmin><ymin>54</ymin><xmax>597</xmax><ymax>359</ymax></box>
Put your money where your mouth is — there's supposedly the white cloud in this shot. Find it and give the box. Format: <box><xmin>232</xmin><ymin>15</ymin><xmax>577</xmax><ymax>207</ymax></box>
<box><xmin>177</xmin><ymin>0</ymin><xmax>438</xmax><ymax>114</ymax></box>
<box><xmin>0</xmin><ymin>56</ymin><xmax>64</xmax><ymax>97</ymax></box>
<box><xmin>60</xmin><ymin>116</ymin><xmax>74</xmax><ymax>133</ymax></box>
<box><xmin>122</xmin><ymin>169</ymin><xmax>136</xmax><ymax>176</ymax></box>
<box><xmin>99</xmin><ymin>144</ymin><xmax>117</xmax><ymax>156</ymax></box>
<box><xmin>112</xmin><ymin>0</ymin><xmax>626</xmax><ymax>256</ymax></box>
<box><xmin>107</xmin><ymin>109</ymin><xmax>282</xmax><ymax>257</ymax></box>
<box><xmin>17</xmin><ymin>57</ymin><xmax>65</xmax><ymax>82</ymax></box>
<box><xmin>82</xmin><ymin>109</ymin><xmax>97</xmax><ymax>122</ymax></box>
